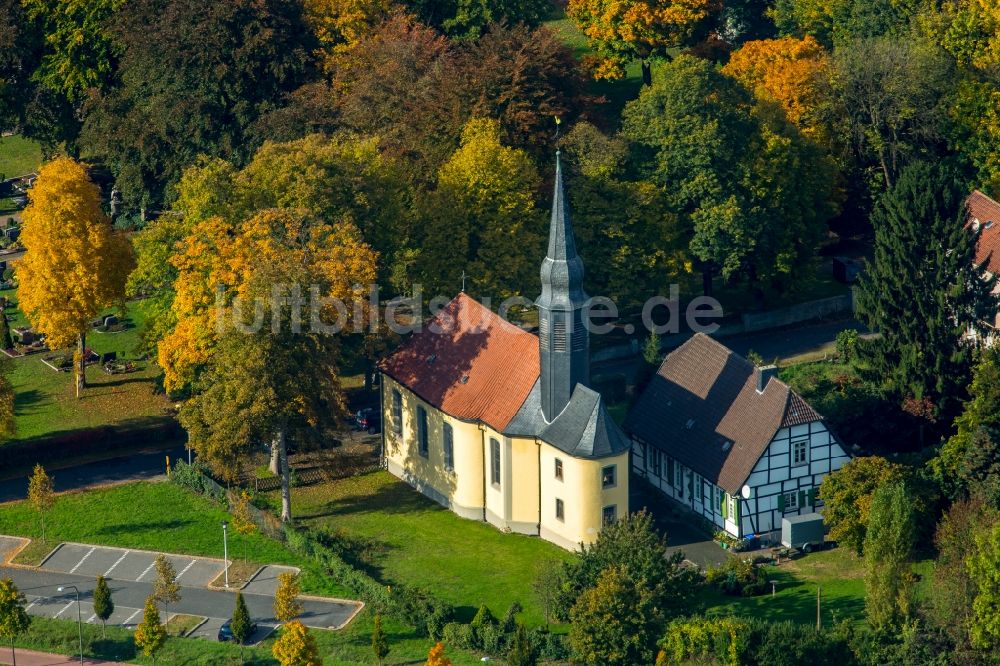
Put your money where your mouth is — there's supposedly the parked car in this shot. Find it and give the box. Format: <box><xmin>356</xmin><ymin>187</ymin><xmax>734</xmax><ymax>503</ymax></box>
<box><xmin>355</xmin><ymin>408</ymin><xmax>381</xmax><ymax>434</ymax></box>
<box><xmin>218</xmin><ymin>618</ymin><xmax>257</xmax><ymax>642</ymax></box>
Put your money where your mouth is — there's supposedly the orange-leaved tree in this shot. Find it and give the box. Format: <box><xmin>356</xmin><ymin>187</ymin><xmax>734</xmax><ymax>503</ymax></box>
<box><xmin>567</xmin><ymin>0</ymin><xmax>720</xmax><ymax>84</ymax></box>
<box><xmin>722</xmin><ymin>35</ymin><xmax>835</xmax><ymax>145</ymax></box>
<box><xmin>19</xmin><ymin>157</ymin><xmax>135</xmax><ymax>397</ymax></box>
<box><xmin>425</xmin><ymin>642</ymin><xmax>453</xmax><ymax>666</ymax></box>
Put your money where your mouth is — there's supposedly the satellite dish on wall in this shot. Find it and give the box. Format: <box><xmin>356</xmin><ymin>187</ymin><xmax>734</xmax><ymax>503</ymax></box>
<box><xmin>740</xmin><ymin>485</ymin><xmax>752</xmax><ymax>499</ymax></box>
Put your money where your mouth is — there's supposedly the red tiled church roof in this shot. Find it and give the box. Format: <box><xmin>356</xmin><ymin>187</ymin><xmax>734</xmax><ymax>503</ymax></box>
<box><xmin>378</xmin><ymin>293</ymin><xmax>540</xmax><ymax>432</ymax></box>
<box><xmin>969</xmin><ymin>190</ymin><xmax>1000</xmax><ymax>275</ymax></box>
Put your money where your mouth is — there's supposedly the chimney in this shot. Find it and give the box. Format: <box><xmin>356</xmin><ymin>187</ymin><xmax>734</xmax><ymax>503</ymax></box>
<box><xmin>756</xmin><ymin>365</ymin><xmax>778</xmax><ymax>393</ymax></box>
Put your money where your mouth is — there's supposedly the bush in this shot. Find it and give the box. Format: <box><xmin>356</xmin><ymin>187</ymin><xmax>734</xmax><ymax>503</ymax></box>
<box><xmin>705</xmin><ymin>558</ymin><xmax>767</xmax><ymax>597</ymax></box>
<box><xmin>169</xmin><ymin>460</ymin><xmax>225</xmax><ymax>503</ymax></box>
<box><xmin>441</xmin><ymin>622</ymin><xmax>473</xmax><ymax>650</ymax></box>
<box><xmin>836</xmin><ymin>329</ymin><xmax>860</xmax><ymax>362</ymax></box>
<box><xmin>530</xmin><ymin>627</ymin><xmax>569</xmax><ymax>661</ymax></box>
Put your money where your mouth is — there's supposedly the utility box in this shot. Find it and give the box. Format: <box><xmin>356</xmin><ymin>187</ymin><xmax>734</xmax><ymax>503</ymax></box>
<box><xmin>781</xmin><ymin>513</ymin><xmax>826</xmax><ymax>552</ymax></box>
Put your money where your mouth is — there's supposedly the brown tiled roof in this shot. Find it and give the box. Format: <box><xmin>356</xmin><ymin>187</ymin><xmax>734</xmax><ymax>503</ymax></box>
<box><xmin>624</xmin><ymin>333</ymin><xmax>823</xmax><ymax>494</ymax></box>
<box><xmin>969</xmin><ymin>190</ymin><xmax>1000</xmax><ymax>274</ymax></box>
<box><xmin>378</xmin><ymin>293</ymin><xmax>539</xmax><ymax>432</ymax></box>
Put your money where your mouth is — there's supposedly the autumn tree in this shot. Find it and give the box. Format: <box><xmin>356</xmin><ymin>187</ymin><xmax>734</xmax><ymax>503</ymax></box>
<box><xmin>231</xmin><ymin>491</ymin><xmax>258</xmax><ymax>563</ymax></box>
<box><xmin>273</xmin><ymin>620</ymin><xmax>322</xmax><ymax>666</ymax></box>
<box><xmin>304</xmin><ymin>0</ymin><xmax>395</xmax><ymax>68</ymax></box>
<box><xmin>175</xmin><ymin>208</ymin><xmax>375</xmax><ymax>520</ymax></box>
<box><xmin>416</xmin><ymin>117</ymin><xmax>544</xmax><ymax>301</ymax></box>
<box><xmin>133</xmin><ymin>596</ymin><xmax>166</xmax><ymax>663</ymax></box>
<box><xmin>274</xmin><ymin>572</ymin><xmax>303</xmax><ymax>623</ymax></box>
<box><xmin>819</xmin><ymin>456</ymin><xmax>908</xmax><ymax>554</ymax></box>
<box><xmin>722</xmin><ymin>36</ymin><xmax>836</xmax><ymax>145</ymax></box>
<box><xmin>864</xmin><ymin>481</ymin><xmax>916</xmax><ymax>631</ymax></box>
<box><xmin>19</xmin><ymin>158</ymin><xmax>134</xmax><ymax>397</ymax></box>
<box><xmin>567</xmin><ymin>0</ymin><xmax>720</xmax><ymax>83</ymax></box>
<box><xmin>372</xmin><ymin>612</ymin><xmax>389</xmax><ymax>665</ymax></box>
<box><xmin>569</xmin><ymin>565</ymin><xmax>661</xmax><ymax>666</ymax></box>
<box><xmin>425</xmin><ymin>642</ymin><xmax>453</xmax><ymax>666</ymax></box>
<box><xmin>27</xmin><ymin>464</ymin><xmax>53</xmax><ymax>542</ymax></box>
<box><xmin>93</xmin><ymin>576</ymin><xmax>114</xmax><ymax>639</ymax></box>
<box><xmin>0</xmin><ymin>578</ymin><xmax>29</xmax><ymax>666</ymax></box>
<box><xmin>855</xmin><ymin>161</ymin><xmax>997</xmax><ymax>413</ymax></box>
<box><xmin>152</xmin><ymin>555</ymin><xmax>181</xmax><ymax>616</ymax></box>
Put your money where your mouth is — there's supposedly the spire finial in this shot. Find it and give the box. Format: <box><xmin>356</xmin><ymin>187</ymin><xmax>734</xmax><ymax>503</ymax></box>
<box><xmin>460</xmin><ymin>270</ymin><xmax>467</xmax><ymax>293</ymax></box>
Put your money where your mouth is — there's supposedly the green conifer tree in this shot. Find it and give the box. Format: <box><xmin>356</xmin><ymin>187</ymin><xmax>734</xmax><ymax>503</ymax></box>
<box><xmin>372</xmin><ymin>611</ymin><xmax>389</xmax><ymax>666</ymax></box>
<box><xmin>855</xmin><ymin>161</ymin><xmax>998</xmax><ymax>416</ymax></box>
<box><xmin>92</xmin><ymin>576</ymin><xmax>114</xmax><ymax>638</ymax></box>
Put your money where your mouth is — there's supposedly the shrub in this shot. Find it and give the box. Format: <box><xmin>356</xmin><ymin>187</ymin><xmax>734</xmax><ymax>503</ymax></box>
<box><xmin>441</xmin><ymin>622</ymin><xmax>473</xmax><ymax>650</ymax></box>
<box><xmin>836</xmin><ymin>329</ymin><xmax>860</xmax><ymax>362</ymax></box>
<box><xmin>530</xmin><ymin>627</ymin><xmax>569</xmax><ymax>661</ymax></box>
<box><xmin>705</xmin><ymin>558</ymin><xmax>767</xmax><ymax>597</ymax></box>
<box><xmin>169</xmin><ymin>460</ymin><xmax>225</xmax><ymax>503</ymax></box>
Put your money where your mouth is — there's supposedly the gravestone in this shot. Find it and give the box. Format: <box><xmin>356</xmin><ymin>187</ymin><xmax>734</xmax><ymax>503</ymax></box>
<box><xmin>103</xmin><ymin>315</ymin><xmax>119</xmax><ymax>327</ymax></box>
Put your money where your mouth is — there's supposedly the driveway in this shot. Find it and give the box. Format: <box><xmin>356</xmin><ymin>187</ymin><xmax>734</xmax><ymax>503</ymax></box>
<box><xmin>0</xmin><ymin>443</ymin><xmax>188</xmax><ymax>503</ymax></box>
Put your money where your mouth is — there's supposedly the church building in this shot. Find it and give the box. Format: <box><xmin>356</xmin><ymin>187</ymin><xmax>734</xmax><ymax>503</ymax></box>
<box><xmin>378</xmin><ymin>154</ymin><xmax>631</xmax><ymax>550</ymax></box>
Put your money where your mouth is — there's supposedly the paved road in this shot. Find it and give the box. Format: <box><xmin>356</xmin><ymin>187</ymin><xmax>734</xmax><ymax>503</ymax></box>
<box><xmin>720</xmin><ymin>319</ymin><xmax>869</xmax><ymax>362</ymax></box>
<box><xmin>0</xmin><ymin>443</ymin><xmax>187</xmax><ymax>503</ymax></box>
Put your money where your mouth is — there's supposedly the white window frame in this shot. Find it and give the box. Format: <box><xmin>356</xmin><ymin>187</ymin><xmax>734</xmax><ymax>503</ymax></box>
<box><xmin>792</xmin><ymin>437</ymin><xmax>809</xmax><ymax>467</ymax></box>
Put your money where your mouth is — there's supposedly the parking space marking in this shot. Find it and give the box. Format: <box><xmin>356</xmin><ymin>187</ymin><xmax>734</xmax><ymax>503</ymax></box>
<box><xmin>123</xmin><ymin>608</ymin><xmax>142</xmax><ymax>625</ymax></box>
<box><xmin>176</xmin><ymin>559</ymin><xmax>196</xmax><ymax>580</ymax></box>
<box><xmin>105</xmin><ymin>549</ymin><xmax>130</xmax><ymax>576</ymax></box>
<box><xmin>69</xmin><ymin>547</ymin><xmax>96</xmax><ymax>574</ymax></box>
<box><xmin>137</xmin><ymin>558</ymin><xmax>157</xmax><ymax>582</ymax></box>
<box><xmin>54</xmin><ymin>601</ymin><xmax>75</xmax><ymax>618</ymax></box>
<box><xmin>25</xmin><ymin>597</ymin><xmax>38</xmax><ymax>611</ymax></box>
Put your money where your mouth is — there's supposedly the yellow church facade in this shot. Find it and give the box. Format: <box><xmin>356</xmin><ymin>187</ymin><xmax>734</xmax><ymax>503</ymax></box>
<box><xmin>378</xmin><ymin>154</ymin><xmax>631</xmax><ymax>550</ymax></box>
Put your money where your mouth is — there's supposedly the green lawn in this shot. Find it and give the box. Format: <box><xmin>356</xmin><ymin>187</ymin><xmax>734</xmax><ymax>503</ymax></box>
<box><xmin>0</xmin><ymin>481</ymin><xmax>491</xmax><ymax>665</ymax></box>
<box><xmin>1</xmin><ymin>289</ymin><xmax>171</xmax><ymax>441</ymax></box>
<box><xmin>0</xmin><ymin>134</ymin><xmax>42</xmax><ymax>179</ymax></box>
<box><xmin>262</xmin><ymin>470</ymin><xmax>574</xmax><ymax>626</ymax></box>
<box><xmin>698</xmin><ymin>548</ymin><xmax>933</xmax><ymax>628</ymax></box>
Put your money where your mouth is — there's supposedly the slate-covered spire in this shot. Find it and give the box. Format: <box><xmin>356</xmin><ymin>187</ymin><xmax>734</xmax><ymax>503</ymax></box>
<box><xmin>537</xmin><ymin>151</ymin><xmax>590</xmax><ymax>421</ymax></box>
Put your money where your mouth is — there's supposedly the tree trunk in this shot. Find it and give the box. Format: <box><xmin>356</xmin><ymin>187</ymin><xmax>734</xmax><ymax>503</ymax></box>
<box><xmin>11</xmin><ymin>637</ymin><xmax>15</xmax><ymax>666</ymax></box>
<box><xmin>641</xmin><ymin>60</ymin><xmax>652</xmax><ymax>87</ymax></box>
<box><xmin>75</xmin><ymin>332</ymin><xmax>86</xmax><ymax>398</ymax></box>
<box><xmin>278</xmin><ymin>428</ymin><xmax>292</xmax><ymax>523</ymax></box>
<box><xmin>268</xmin><ymin>443</ymin><xmax>280</xmax><ymax>475</ymax></box>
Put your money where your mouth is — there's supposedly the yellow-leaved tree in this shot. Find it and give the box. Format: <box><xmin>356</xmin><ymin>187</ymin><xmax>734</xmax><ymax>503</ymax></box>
<box><xmin>19</xmin><ymin>158</ymin><xmax>135</xmax><ymax>397</ymax></box>
<box><xmin>567</xmin><ymin>0</ymin><xmax>720</xmax><ymax>83</ymax></box>
<box><xmin>304</xmin><ymin>0</ymin><xmax>396</xmax><ymax>68</ymax></box>
<box><xmin>272</xmin><ymin>620</ymin><xmax>322</xmax><ymax>666</ymax></box>
<box><xmin>416</xmin><ymin>118</ymin><xmax>543</xmax><ymax>301</ymax></box>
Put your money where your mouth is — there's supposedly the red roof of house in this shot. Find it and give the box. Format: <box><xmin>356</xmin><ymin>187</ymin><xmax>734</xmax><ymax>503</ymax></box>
<box><xmin>969</xmin><ymin>190</ymin><xmax>1000</xmax><ymax>274</ymax></box>
<box><xmin>378</xmin><ymin>293</ymin><xmax>540</xmax><ymax>432</ymax></box>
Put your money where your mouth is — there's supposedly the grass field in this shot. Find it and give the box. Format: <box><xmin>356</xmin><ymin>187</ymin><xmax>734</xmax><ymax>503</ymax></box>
<box><xmin>0</xmin><ymin>135</ymin><xmax>42</xmax><ymax>179</ymax></box>
<box><xmin>1</xmin><ymin>289</ymin><xmax>171</xmax><ymax>441</ymax></box>
<box><xmin>261</xmin><ymin>470</ymin><xmax>574</xmax><ymax>627</ymax></box>
<box><xmin>0</xmin><ymin>481</ymin><xmax>491</xmax><ymax>665</ymax></box>
<box><xmin>698</xmin><ymin>548</ymin><xmax>932</xmax><ymax>628</ymax></box>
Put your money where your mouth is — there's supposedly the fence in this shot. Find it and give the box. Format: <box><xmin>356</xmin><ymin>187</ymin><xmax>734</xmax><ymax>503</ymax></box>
<box><xmin>740</xmin><ymin>292</ymin><xmax>855</xmax><ymax>333</ymax></box>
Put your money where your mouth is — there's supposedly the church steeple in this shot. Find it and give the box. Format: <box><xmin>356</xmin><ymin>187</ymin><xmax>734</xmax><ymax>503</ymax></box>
<box><xmin>537</xmin><ymin>151</ymin><xmax>590</xmax><ymax>422</ymax></box>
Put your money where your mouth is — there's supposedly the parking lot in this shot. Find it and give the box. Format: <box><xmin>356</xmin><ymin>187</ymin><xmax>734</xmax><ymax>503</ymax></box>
<box><xmin>1</xmin><ymin>539</ymin><xmax>363</xmax><ymax>642</ymax></box>
<box><xmin>40</xmin><ymin>543</ymin><xmax>226</xmax><ymax>587</ymax></box>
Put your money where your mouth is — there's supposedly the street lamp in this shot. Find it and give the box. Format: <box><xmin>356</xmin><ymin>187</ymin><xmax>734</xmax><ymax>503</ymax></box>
<box><xmin>56</xmin><ymin>585</ymin><xmax>83</xmax><ymax>665</ymax></box>
<box><xmin>222</xmin><ymin>520</ymin><xmax>230</xmax><ymax>588</ymax></box>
